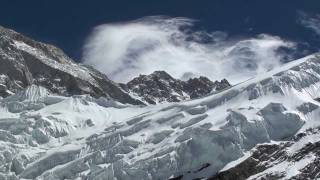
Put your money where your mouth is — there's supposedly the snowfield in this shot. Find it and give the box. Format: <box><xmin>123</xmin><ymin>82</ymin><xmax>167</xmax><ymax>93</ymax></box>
<box><xmin>1</xmin><ymin>53</ymin><xmax>320</xmax><ymax>179</ymax></box>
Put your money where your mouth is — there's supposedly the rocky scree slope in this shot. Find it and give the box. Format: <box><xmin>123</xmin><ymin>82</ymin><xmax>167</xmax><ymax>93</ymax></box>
<box><xmin>0</xmin><ymin>50</ymin><xmax>320</xmax><ymax>180</ymax></box>
<box><xmin>0</xmin><ymin>25</ymin><xmax>142</xmax><ymax>105</ymax></box>
<box><xmin>120</xmin><ymin>70</ymin><xmax>231</xmax><ymax>104</ymax></box>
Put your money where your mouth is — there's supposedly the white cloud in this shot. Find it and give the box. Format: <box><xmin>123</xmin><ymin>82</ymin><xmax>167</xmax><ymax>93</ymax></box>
<box><xmin>298</xmin><ymin>12</ymin><xmax>320</xmax><ymax>36</ymax></box>
<box><xmin>82</xmin><ymin>16</ymin><xmax>296</xmax><ymax>83</ymax></box>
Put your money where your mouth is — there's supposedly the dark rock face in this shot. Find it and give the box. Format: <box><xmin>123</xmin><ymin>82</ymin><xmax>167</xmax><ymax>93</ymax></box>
<box><xmin>0</xmin><ymin>26</ymin><xmax>142</xmax><ymax>105</ymax></box>
<box><xmin>121</xmin><ymin>71</ymin><xmax>231</xmax><ymax>104</ymax></box>
<box><xmin>184</xmin><ymin>77</ymin><xmax>230</xmax><ymax>99</ymax></box>
<box><xmin>210</xmin><ymin>144</ymin><xmax>286</xmax><ymax>180</ymax></box>
<box><xmin>210</xmin><ymin>128</ymin><xmax>320</xmax><ymax>180</ymax></box>
<box><xmin>121</xmin><ymin>71</ymin><xmax>187</xmax><ymax>104</ymax></box>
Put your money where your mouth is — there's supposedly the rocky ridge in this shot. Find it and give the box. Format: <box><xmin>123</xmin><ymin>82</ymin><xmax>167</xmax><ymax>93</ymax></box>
<box><xmin>0</xmin><ymin>25</ymin><xmax>141</xmax><ymax>105</ymax></box>
<box><xmin>210</xmin><ymin>127</ymin><xmax>320</xmax><ymax>180</ymax></box>
<box><xmin>0</xmin><ymin>25</ymin><xmax>229</xmax><ymax>105</ymax></box>
<box><xmin>121</xmin><ymin>71</ymin><xmax>231</xmax><ymax>104</ymax></box>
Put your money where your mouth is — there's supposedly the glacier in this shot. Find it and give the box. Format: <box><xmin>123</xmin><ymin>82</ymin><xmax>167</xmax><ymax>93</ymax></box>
<box><xmin>0</xmin><ymin>53</ymin><xmax>320</xmax><ymax>179</ymax></box>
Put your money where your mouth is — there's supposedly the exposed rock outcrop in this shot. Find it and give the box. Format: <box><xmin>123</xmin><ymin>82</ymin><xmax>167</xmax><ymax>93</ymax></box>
<box><xmin>121</xmin><ymin>71</ymin><xmax>231</xmax><ymax>104</ymax></box>
<box><xmin>210</xmin><ymin>128</ymin><xmax>320</xmax><ymax>180</ymax></box>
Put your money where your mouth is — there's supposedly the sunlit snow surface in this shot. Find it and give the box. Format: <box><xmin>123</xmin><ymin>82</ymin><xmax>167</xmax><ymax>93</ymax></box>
<box><xmin>1</xmin><ymin>54</ymin><xmax>320</xmax><ymax>179</ymax></box>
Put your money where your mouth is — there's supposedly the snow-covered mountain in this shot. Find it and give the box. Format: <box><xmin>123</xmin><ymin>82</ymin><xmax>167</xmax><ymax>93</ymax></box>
<box><xmin>120</xmin><ymin>71</ymin><xmax>230</xmax><ymax>104</ymax></box>
<box><xmin>0</xmin><ymin>26</ymin><xmax>142</xmax><ymax>105</ymax></box>
<box><xmin>0</xmin><ymin>25</ymin><xmax>227</xmax><ymax>106</ymax></box>
<box><xmin>1</xmin><ymin>25</ymin><xmax>320</xmax><ymax>180</ymax></box>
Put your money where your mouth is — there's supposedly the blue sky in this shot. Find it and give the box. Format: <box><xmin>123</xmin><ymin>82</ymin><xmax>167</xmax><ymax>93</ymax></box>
<box><xmin>1</xmin><ymin>0</ymin><xmax>320</xmax><ymax>82</ymax></box>
<box><xmin>1</xmin><ymin>0</ymin><xmax>319</xmax><ymax>59</ymax></box>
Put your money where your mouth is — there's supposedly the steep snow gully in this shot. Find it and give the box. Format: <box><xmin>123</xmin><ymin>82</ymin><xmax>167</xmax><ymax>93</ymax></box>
<box><xmin>1</xmin><ymin>51</ymin><xmax>320</xmax><ymax>179</ymax></box>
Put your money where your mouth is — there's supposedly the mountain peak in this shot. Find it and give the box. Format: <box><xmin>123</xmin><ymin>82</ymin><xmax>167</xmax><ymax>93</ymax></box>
<box><xmin>0</xmin><ymin>25</ymin><xmax>231</xmax><ymax>105</ymax></box>
<box><xmin>122</xmin><ymin>70</ymin><xmax>231</xmax><ymax>104</ymax></box>
<box><xmin>0</xmin><ymin>25</ymin><xmax>143</xmax><ymax>105</ymax></box>
<box><xmin>150</xmin><ymin>70</ymin><xmax>174</xmax><ymax>79</ymax></box>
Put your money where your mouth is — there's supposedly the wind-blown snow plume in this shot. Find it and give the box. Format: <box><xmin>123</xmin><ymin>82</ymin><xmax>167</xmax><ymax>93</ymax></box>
<box><xmin>82</xmin><ymin>16</ymin><xmax>295</xmax><ymax>83</ymax></box>
<box><xmin>298</xmin><ymin>12</ymin><xmax>320</xmax><ymax>36</ymax></box>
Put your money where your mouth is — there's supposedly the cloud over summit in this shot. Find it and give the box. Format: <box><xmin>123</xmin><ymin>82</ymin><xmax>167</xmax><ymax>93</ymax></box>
<box><xmin>82</xmin><ymin>16</ymin><xmax>296</xmax><ymax>83</ymax></box>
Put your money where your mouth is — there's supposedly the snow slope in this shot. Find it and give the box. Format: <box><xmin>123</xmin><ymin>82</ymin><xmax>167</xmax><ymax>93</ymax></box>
<box><xmin>0</xmin><ymin>53</ymin><xmax>320</xmax><ymax>179</ymax></box>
